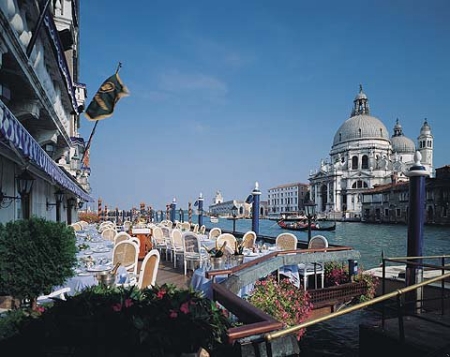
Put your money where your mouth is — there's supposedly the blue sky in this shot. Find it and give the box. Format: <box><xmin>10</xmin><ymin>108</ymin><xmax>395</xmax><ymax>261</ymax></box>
<box><xmin>79</xmin><ymin>0</ymin><xmax>450</xmax><ymax>212</ymax></box>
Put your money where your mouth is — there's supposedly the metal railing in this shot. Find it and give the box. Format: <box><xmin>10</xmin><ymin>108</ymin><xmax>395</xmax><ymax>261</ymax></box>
<box><xmin>264</xmin><ymin>270</ymin><xmax>450</xmax><ymax>344</ymax></box>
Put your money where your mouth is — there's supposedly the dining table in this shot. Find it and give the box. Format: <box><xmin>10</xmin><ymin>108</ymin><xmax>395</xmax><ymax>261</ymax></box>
<box><xmin>190</xmin><ymin>245</ymin><xmax>300</xmax><ymax>299</ymax></box>
<box><xmin>61</xmin><ymin>225</ymin><xmax>129</xmax><ymax>295</ymax></box>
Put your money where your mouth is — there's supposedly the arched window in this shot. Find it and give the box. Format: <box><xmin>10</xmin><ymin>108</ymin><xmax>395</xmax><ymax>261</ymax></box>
<box><xmin>352</xmin><ymin>156</ymin><xmax>358</xmax><ymax>169</ymax></box>
<box><xmin>362</xmin><ymin>155</ymin><xmax>369</xmax><ymax>169</ymax></box>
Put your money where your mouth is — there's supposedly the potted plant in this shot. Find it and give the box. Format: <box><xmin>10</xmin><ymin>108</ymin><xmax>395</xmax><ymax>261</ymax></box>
<box><xmin>246</xmin><ymin>274</ymin><xmax>313</xmax><ymax>340</ymax></box>
<box><xmin>0</xmin><ymin>284</ymin><xmax>232</xmax><ymax>356</ymax></box>
<box><xmin>0</xmin><ymin>217</ymin><xmax>77</xmax><ymax>310</ymax></box>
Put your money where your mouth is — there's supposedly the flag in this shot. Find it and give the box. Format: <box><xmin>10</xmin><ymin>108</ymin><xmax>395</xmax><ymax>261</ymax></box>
<box><xmin>84</xmin><ymin>73</ymin><xmax>129</xmax><ymax>121</ymax></box>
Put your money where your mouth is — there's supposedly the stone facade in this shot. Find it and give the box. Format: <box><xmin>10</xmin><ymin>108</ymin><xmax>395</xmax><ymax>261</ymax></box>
<box><xmin>309</xmin><ymin>86</ymin><xmax>434</xmax><ymax>219</ymax></box>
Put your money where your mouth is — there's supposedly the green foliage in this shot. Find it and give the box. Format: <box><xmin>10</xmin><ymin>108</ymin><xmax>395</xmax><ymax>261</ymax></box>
<box><xmin>1</xmin><ymin>284</ymin><xmax>232</xmax><ymax>356</ymax></box>
<box><xmin>247</xmin><ymin>275</ymin><xmax>313</xmax><ymax>340</ymax></box>
<box><xmin>0</xmin><ymin>217</ymin><xmax>77</xmax><ymax>303</ymax></box>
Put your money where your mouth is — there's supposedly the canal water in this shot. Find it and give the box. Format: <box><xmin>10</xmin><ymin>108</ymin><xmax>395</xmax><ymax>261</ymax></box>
<box><xmin>202</xmin><ymin>217</ymin><xmax>449</xmax><ymax>356</ymax></box>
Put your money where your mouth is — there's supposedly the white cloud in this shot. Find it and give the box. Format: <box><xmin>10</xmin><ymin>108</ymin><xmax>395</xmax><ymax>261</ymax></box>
<box><xmin>159</xmin><ymin>70</ymin><xmax>228</xmax><ymax>95</ymax></box>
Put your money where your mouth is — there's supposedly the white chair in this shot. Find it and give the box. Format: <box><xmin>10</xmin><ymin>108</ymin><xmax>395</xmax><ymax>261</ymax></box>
<box><xmin>216</xmin><ymin>233</ymin><xmax>237</xmax><ymax>255</ymax></box>
<box><xmin>137</xmin><ymin>249</ymin><xmax>160</xmax><ymax>289</ymax></box>
<box><xmin>112</xmin><ymin>240</ymin><xmax>139</xmax><ymax>277</ymax></box>
<box><xmin>208</xmin><ymin>227</ymin><xmax>221</xmax><ymax>240</ymax></box>
<box><xmin>101</xmin><ymin>227</ymin><xmax>117</xmax><ymax>241</ymax></box>
<box><xmin>199</xmin><ymin>225</ymin><xmax>206</xmax><ymax>235</ymax></box>
<box><xmin>275</xmin><ymin>232</ymin><xmax>298</xmax><ymax>251</ymax></box>
<box><xmin>242</xmin><ymin>230</ymin><xmax>257</xmax><ymax>249</ymax></box>
<box><xmin>170</xmin><ymin>229</ymin><xmax>184</xmax><ymax>268</ymax></box>
<box><xmin>298</xmin><ymin>235</ymin><xmax>328</xmax><ymax>290</ymax></box>
<box><xmin>152</xmin><ymin>226</ymin><xmax>169</xmax><ymax>260</ymax></box>
<box><xmin>114</xmin><ymin>232</ymin><xmax>132</xmax><ymax>245</ymax></box>
<box><xmin>192</xmin><ymin>223</ymin><xmax>199</xmax><ymax>234</ymax></box>
<box><xmin>181</xmin><ymin>222</ymin><xmax>191</xmax><ymax>231</ymax></box>
<box><xmin>182</xmin><ymin>233</ymin><xmax>209</xmax><ymax>275</ymax></box>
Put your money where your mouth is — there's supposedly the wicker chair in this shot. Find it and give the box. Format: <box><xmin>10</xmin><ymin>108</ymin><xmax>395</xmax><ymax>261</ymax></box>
<box><xmin>182</xmin><ymin>233</ymin><xmax>209</xmax><ymax>275</ymax></box>
<box><xmin>199</xmin><ymin>225</ymin><xmax>206</xmax><ymax>235</ymax></box>
<box><xmin>101</xmin><ymin>227</ymin><xmax>117</xmax><ymax>241</ymax></box>
<box><xmin>275</xmin><ymin>233</ymin><xmax>298</xmax><ymax>251</ymax></box>
<box><xmin>114</xmin><ymin>232</ymin><xmax>132</xmax><ymax>245</ymax></box>
<box><xmin>216</xmin><ymin>233</ymin><xmax>237</xmax><ymax>255</ymax></box>
<box><xmin>298</xmin><ymin>235</ymin><xmax>328</xmax><ymax>290</ymax></box>
<box><xmin>137</xmin><ymin>249</ymin><xmax>160</xmax><ymax>289</ymax></box>
<box><xmin>170</xmin><ymin>229</ymin><xmax>184</xmax><ymax>268</ymax></box>
<box><xmin>181</xmin><ymin>222</ymin><xmax>191</xmax><ymax>231</ymax></box>
<box><xmin>112</xmin><ymin>240</ymin><xmax>139</xmax><ymax>276</ymax></box>
<box><xmin>151</xmin><ymin>226</ymin><xmax>169</xmax><ymax>260</ymax></box>
<box><xmin>242</xmin><ymin>230</ymin><xmax>257</xmax><ymax>249</ymax></box>
<box><xmin>208</xmin><ymin>227</ymin><xmax>222</xmax><ymax>240</ymax></box>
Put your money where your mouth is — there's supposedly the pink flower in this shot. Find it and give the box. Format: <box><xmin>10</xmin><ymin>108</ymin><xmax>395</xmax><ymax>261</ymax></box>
<box><xmin>124</xmin><ymin>298</ymin><xmax>133</xmax><ymax>308</ymax></box>
<box><xmin>156</xmin><ymin>289</ymin><xmax>166</xmax><ymax>299</ymax></box>
<box><xmin>112</xmin><ymin>303</ymin><xmax>122</xmax><ymax>312</ymax></box>
<box><xmin>180</xmin><ymin>302</ymin><xmax>190</xmax><ymax>314</ymax></box>
<box><xmin>169</xmin><ymin>309</ymin><xmax>178</xmax><ymax>318</ymax></box>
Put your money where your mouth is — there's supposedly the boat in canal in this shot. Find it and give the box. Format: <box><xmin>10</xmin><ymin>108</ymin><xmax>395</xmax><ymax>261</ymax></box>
<box><xmin>277</xmin><ymin>219</ymin><xmax>336</xmax><ymax>231</ymax></box>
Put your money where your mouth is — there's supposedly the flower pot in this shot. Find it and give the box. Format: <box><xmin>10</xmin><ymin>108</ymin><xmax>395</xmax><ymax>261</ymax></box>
<box><xmin>210</xmin><ymin>257</ymin><xmax>224</xmax><ymax>270</ymax></box>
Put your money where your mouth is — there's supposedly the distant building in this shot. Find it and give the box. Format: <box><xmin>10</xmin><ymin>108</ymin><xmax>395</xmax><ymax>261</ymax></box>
<box><xmin>361</xmin><ymin>165</ymin><xmax>450</xmax><ymax>225</ymax></box>
<box><xmin>309</xmin><ymin>86</ymin><xmax>434</xmax><ymax>219</ymax></box>
<box><xmin>267</xmin><ymin>182</ymin><xmax>309</xmax><ymax>219</ymax></box>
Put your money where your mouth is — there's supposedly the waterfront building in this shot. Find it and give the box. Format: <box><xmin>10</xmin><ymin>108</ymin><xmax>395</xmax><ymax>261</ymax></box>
<box><xmin>0</xmin><ymin>1</ymin><xmax>91</xmax><ymax>224</ymax></box>
<box><xmin>266</xmin><ymin>182</ymin><xmax>309</xmax><ymax>220</ymax></box>
<box><xmin>208</xmin><ymin>191</ymin><xmax>250</xmax><ymax>218</ymax></box>
<box><xmin>361</xmin><ymin>165</ymin><xmax>450</xmax><ymax>225</ymax></box>
<box><xmin>309</xmin><ymin>86</ymin><xmax>434</xmax><ymax>219</ymax></box>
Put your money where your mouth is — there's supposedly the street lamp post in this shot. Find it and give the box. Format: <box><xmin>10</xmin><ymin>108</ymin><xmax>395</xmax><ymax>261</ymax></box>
<box><xmin>304</xmin><ymin>200</ymin><xmax>316</xmax><ymax>244</ymax></box>
<box><xmin>179</xmin><ymin>208</ymin><xmax>183</xmax><ymax>222</ymax></box>
<box><xmin>231</xmin><ymin>205</ymin><xmax>238</xmax><ymax>234</ymax></box>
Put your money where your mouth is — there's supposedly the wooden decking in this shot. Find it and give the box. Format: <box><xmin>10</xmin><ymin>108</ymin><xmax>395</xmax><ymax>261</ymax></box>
<box><xmin>151</xmin><ymin>259</ymin><xmax>192</xmax><ymax>289</ymax></box>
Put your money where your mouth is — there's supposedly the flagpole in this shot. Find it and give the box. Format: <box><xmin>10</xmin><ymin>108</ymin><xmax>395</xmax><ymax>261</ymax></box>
<box><xmin>80</xmin><ymin>62</ymin><xmax>122</xmax><ymax>166</ymax></box>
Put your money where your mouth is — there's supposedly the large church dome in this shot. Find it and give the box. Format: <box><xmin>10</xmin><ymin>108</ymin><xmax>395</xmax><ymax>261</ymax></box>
<box><xmin>391</xmin><ymin>119</ymin><xmax>415</xmax><ymax>153</ymax></box>
<box><xmin>333</xmin><ymin>114</ymin><xmax>389</xmax><ymax>146</ymax></box>
<box><xmin>333</xmin><ymin>86</ymin><xmax>390</xmax><ymax>146</ymax></box>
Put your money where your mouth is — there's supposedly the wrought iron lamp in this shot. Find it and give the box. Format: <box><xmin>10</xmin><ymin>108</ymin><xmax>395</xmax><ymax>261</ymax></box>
<box><xmin>0</xmin><ymin>189</ymin><xmax>20</xmax><ymax>209</ymax></box>
<box><xmin>46</xmin><ymin>189</ymin><xmax>65</xmax><ymax>211</ymax></box>
<box><xmin>17</xmin><ymin>170</ymin><xmax>35</xmax><ymax>219</ymax></box>
<box><xmin>304</xmin><ymin>200</ymin><xmax>316</xmax><ymax>243</ymax></box>
<box><xmin>231</xmin><ymin>204</ymin><xmax>238</xmax><ymax>234</ymax></box>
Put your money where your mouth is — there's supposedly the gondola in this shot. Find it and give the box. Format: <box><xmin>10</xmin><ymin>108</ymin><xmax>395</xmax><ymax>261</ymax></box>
<box><xmin>277</xmin><ymin>219</ymin><xmax>336</xmax><ymax>231</ymax></box>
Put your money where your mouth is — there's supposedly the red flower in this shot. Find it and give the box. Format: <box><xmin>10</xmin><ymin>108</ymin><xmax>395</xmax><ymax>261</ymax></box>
<box><xmin>156</xmin><ymin>289</ymin><xmax>166</xmax><ymax>299</ymax></box>
<box><xmin>112</xmin><ymin>303</ymin><xmax>122</xmax><ymax>312</ymax></box>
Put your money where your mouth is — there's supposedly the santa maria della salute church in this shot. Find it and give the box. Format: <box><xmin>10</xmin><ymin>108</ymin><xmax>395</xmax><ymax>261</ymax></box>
<box><xmin>309</xmin><ymin>85</ymin><xmax>434</xmax><ymax>217</ymax></box>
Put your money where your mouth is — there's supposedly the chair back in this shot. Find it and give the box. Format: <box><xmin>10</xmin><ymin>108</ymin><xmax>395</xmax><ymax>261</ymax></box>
<box><xmin>112</xmin><ymin>240</ymin><xmax>139</xmax><ymax>275</ymax></box>
<box><xmin>308</xmin><ymin>235</ymin><xmax>328</xmax><ymax>250</ymax></box>
<box><xmin>275</xmin><ymin>233</ymin><xmax>298</xmax><ymax>251</ymax></box>
<box><xmin>129</xmin><ymin>236</ymin><xmax>141</xmax><ymax>249</ymax></box>
<box><xmin>181</xmin><ymin>222</ymin><xmax>191</xmax><ymax>231</ymax></box>
<box><xmin>114</xmin><ymin>232</ymin><xmax>132</xmax><ymax>245</ymax></box>
<box><xmin>242</xmin><ymin>231</ymin><xmax>257</xmax><ymax>248</ymax></box>
<box><xmin>208</xmin><ymin>227</ymin><xmax>222</xmax><ymax>240</ymax></box>
<box><xmin>101</xmin><ymin>227</ymin><xmax>117</xmax><ymax>241</ymax></box>
<box><xmin>216</xmin><ymin>233</ymin><xmax>237</xmax><ymax>255</ymax></box>
<box><xmin>138</xmin><ymin>249</ymin><xmax>160</xmax><ymax>289</ymax></box>
<box><xmin>151</xmin><ymin>226</ymin><xmax>165</xmax><ymax>244</ymax></box>
<box><xmin>199</xmin><ymin>225</ymin><xmax>206</xmax><ymax>234</ymax></box>
<box><xmin>78</xmin><ymin>220</ymin><xmax>89</xmax><ymax>228</ymax></box>
<box><xmin>70</xmin><ymin>222</ymin><xmax>82</xmax><ymax>232</ymax></box>
<box><xmin>192</xmin><ymin>223</ymin><xmax>199</xmax><ymax>233</ymax></box>
<box><xmin>182</xmin><ymin>233</ymin><xmax>201</xmax><ymax>255</ymax></box>
<box><xmin>123</xmin><ymin>220</ymin><xmax>132</xmax><ymax>231</ymax></box>
<box><xmin>171</xmin><ymin>229</ymin><xmax>183</xmax><ymax>251</ymax></box>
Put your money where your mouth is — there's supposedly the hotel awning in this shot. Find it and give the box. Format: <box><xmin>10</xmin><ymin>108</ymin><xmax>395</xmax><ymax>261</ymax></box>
<box><xmin>0</xmin><ymin>99</ymin><xmax>92</xmax><ymax>202</ymax></box>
